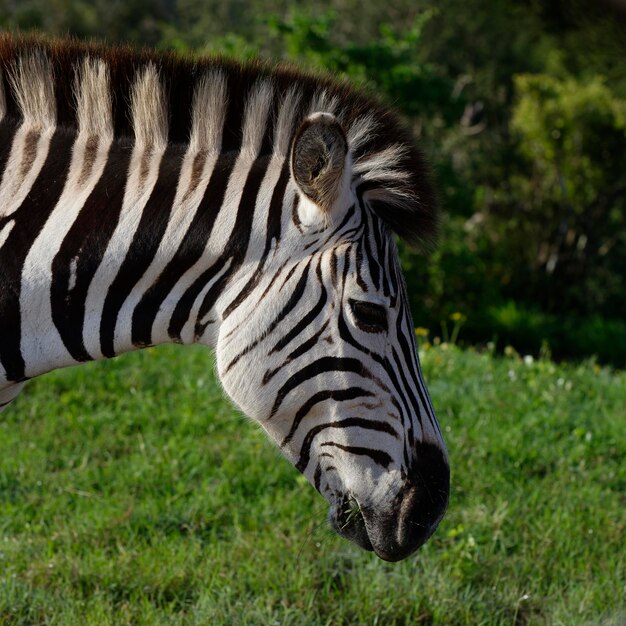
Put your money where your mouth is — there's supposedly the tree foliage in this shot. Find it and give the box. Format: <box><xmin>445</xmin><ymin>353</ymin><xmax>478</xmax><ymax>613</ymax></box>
<box><xmin>506</xmin><ymin>74</ymin><xmax>626</xmax><ymax>316</ymax></box>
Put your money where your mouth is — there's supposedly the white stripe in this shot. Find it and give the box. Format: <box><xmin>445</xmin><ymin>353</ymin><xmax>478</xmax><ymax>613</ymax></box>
<box><xmin>347</xmin><ymin>114</ymin><xmax>378</xmax><ymax>153</ymax></box>
<box><xmin>0</xmin><ymin>126</ymin><xmax>55</xmax><ymax>219</ymax></box>
<box><xmin>353</xmin><ymin>144</ymin><xmax>410</xmax><ymax>179</ymax></box>
<box><xmin>241</xmin><ymin>80</ymin><xmax>273</xmax><ymax>158</ymax></box>
<box><xmin>0</xmin><ymin>219</ymin><xmax>14</xmax><ymax>251</ymax></box>
<box><xmin>68</xmin><ymin>256</ymin><xmax>79</xmax><ymax>291</ymax></box>
<box><xmin>308</xmin><ymin>89</ymin><xmax>339</xmax><ymax>116</ymax></box>
<box><xmin>82</xmin><ymin>141</ymin><xmax>166</xmax><ymax>358</ymax></box>
<box><xmin>75</xmin><ymin>57</ymin><xmax>113</xmax><ymax>141</ymax></box>
<box><xmin>189</xmin><ymin>71</ymin><xmax>227</xmax><ymax>155</ymax></box>
<box><xmin>131</xmin><ymin>63</ymin><xmax>168</xmax><ymax>149</ymax></box>
<box><xmin>274</xmin><ymin>86</ymin><xmax>301</xmax><ymax>157</ymax></box>
<box><xmin>116</xmin><ymin>149</ymin><xmax>220</xmax><ymax>347</ymax></box>
<box><xmin>0</xmin><ymin>51</ymin><xmax>58</xmax><ymax>219</ymax></box>
<box><xmin>8</xmin><ymin>51</ymin><xmax>56</xmax><ymax>129</ymax></box>
<box><xmin>20</xmin><ymin>133</ymin><xmax>113</xmax><ymax>377</ymax></box>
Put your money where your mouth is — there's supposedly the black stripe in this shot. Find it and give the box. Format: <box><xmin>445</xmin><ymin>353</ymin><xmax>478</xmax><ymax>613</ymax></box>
<box><xmin>259</xmin><ymin>94</ymin><xmax>276</xmax><ymax>157</ymax></box>
<box><xmin>319</xmin><ymin>442</ymin><xmax>393</xmax><ymax>469</ymax></box>
<box><xmin>292</xmin><ymin>193</ymin><xmax>302</xmax><ymax>231</ymax></box>
<box><xmin>381</xmin><ymin>232</ymin><xmax>395</xmax><ymax>300</ymax></box>
<box><xmin>341</xmin><ymin>242</ymin><xmax>352</xmax><ymax>296</ymax></box>
<box><xmin>313</xmin><ymin>463</ymin><xmax>323</xmax><ymax>491</ymax></box>
<box><xmin>281</xmin><ymin>387</ymin><xmax>376</xmax><ymax>447</ymax></box>
<box><xmin>302</xmin><ymin>237</ymin><xmax>321</xmax><ymax>253</ymax></box>
<box><xmin>225</xmin><ymin>260</ymin><xmax>311</xmax><ymax>373</ymax></box>
<box><xmin>379</xmin><ymin>353</ymin><xmax>413</xmax><ymax>430</ymax></box>
<box><xmin>269</xmin><ymin>264</ymin><xmax>326</xmax><ymax>354</ymax></box>
<box><xmin>396</xmin><ymin>305</ymin><xmax>442</xmax><ymax>437</ymax></box>
<box><xmin>1</xmin><ymin>66</ymin><xmax>18</xmax><ymax>121</ymax></box>
<box><xmin>296</xmin><ymin>416</ymin><xmax>398</xmax><ymax>473</ymax></box>
<box><xmin>220</xmin><ymin>74</ymin><xmax>246</xmax><ymax>153</ymax></box>
<box><xmin>318</xmin><ymin>203</ymin><xmax>359</xmax><ymax>249</ymax></box>
<box><xmin>50</xmin><ymin>140</ymin><xmax>133</xmax><ymax>362</ymax></box>
<box><xmin>249</xmin><ymin>257</ymin><xmax>290</xmax><ymax>309</ymax></box>
<box><xmin>0</xmin><ymin>118</ymin><xmax>19</xmax><ymax>179</ymax></box>
<box><xmin>193</xmin><ymin>156</ymin><xmax>272</xmax><ymax>338</ymax></box>
<box><xmin>394</xmin><ymin>304</ymin><xmax>433</xmax><ymax>424</ymax></box>
<box><xmin>391</xmin><ymin>346</ymin><xmax>425</xmax><ymax>432</ymax></box>
<box><xmin>222</xmin><ymin>161</ymin><xmax>290</xmax><ymax>320</ymax></box>
<box><xmin>221</xmin><ymin>260</ymin><xmax>267</xmax><ymax>320</ymax></box>
<box><xmin>268</xmin><ymin>357</ymin><xmax>381</xmax><ymax>418</ymax></box>
<box><xmin>403</xmin><ymin>425</ymin><xmax>413</xmax><ymax>468</ymax></box>
<box><xmin>263</xmin><ymin>160</ymin><xmax>290</xmax><ymax>254</ymax></box>
<box><xmin>275</xmin><ymin>319</ymin><xmax>329</xmax><ymax>371</ymax></box>
<box><xmin>278</xmin><ymin>263</ymin><xmax>299</xmax><ymax>292</ymax></box>
<box><xmin>356</xmin><ymin>196</ymin><xmax>382</xmax><ymax>292</ymax></box>
<box><xmin>355</xmin><ymin>242</ymin><xmax>369</xmax><ymax>293</ymax></box>
<box><xmin>370</xmin><ymin>215</ymin><xmax>386</xmax><ymax>291</ymax></box>
<box><xmin>0</xmin><ymin>128</ymin><xmax>75</xmax><ymax>381</ymax></box>
<box><xmin>135</xmin><ymin>152</ymin><xmax>238</xmax><ymax>345</ymax></box>
<box><xmin>98</xmin><ymin>143</ymin><xmax>185</xmax><ymax>356</ymax></box>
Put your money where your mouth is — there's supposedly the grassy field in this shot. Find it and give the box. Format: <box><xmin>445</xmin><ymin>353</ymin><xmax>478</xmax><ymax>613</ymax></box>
<box><xmin>0</xmin><ymin>343</ymin><xmax>624</xmax><ymax>625</ymax></box>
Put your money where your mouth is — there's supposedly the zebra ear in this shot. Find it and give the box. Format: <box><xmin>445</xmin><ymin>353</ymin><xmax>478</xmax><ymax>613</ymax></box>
<box><xmin>291</xmin><ymin>113</ymin><xmax>349</xmax><ymax>214</ymax></box>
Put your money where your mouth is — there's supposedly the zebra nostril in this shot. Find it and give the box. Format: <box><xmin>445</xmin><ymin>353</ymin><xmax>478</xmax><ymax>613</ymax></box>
<box><xmin>408</xmin><ymin>442</ymin><xmax>450</xmax><ymax>520</ymax></box>
<box><xmin>399</xmin><ymin>442</ymin><xmax>450</xmax><ymax>547</ymax></box>
<box><xmin>361</xmin><ymin>443</ymin><xmax>450</xmax><ymax>562</ymax></box>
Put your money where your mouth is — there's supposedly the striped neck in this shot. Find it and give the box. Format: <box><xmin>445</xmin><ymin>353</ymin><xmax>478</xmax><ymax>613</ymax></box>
<box><xmin>0</xmin><ymin>124</ymin><xmax>293</xmax><ymax>383</ymax></box>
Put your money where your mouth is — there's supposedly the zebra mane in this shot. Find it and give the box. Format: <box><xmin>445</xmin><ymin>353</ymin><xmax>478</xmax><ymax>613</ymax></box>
<box><xmin>0</xmin><ymin>32</ymin><xmax>438</xmax><ymax>248</ymax></box>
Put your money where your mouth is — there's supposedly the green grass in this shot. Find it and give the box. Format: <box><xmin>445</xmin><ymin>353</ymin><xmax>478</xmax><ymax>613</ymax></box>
<box><xmin>0</xmin><ymin>344</ymin><xmax>624</xmax><ymax>625</ymax></box>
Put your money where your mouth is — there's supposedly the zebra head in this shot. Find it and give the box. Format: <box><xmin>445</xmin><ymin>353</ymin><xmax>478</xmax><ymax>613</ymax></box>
<box><xmin>214</xmin><ymin>112</ymin><xmax>449</xmax><ymax>562</ymax></box>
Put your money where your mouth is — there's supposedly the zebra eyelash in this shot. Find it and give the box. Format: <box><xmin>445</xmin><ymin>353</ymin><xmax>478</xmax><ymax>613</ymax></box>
<box><xmin>348</xmin><ymin>299</ymin><xmax>388</xmax><ymax>334</ymax></box>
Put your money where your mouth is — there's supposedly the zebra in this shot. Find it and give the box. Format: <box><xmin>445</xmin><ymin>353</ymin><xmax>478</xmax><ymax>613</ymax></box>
<box><xmin>0</xmin><ymin>34</ymin><xmax>449</xmax><ymax>562</ymax></box>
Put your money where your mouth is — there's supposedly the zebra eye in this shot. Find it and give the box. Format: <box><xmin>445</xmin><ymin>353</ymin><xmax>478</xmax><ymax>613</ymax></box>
<box><xmin>349</xmin><ymin>299</ymin><xmax>388</xmax><ymax>333</ymax></box>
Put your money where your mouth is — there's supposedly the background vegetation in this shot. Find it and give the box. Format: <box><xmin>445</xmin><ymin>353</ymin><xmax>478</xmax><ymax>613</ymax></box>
<box><xmin>1</xmin><ymin>0</ymin><xmax>625</xmax><ymax>364</ymax></box>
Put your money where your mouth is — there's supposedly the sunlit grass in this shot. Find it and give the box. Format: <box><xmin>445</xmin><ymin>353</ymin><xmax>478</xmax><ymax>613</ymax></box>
<box><xmin>0</xmin><ymin>344</ymin><xmax>624</xmax><ymax>625</ymax></box>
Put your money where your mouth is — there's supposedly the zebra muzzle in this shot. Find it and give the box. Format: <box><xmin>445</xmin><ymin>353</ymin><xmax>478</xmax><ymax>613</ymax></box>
<box><xmin>330</xmin><ymin>443</ymin><xmax>450</xmax><ymax>561</ymax></box>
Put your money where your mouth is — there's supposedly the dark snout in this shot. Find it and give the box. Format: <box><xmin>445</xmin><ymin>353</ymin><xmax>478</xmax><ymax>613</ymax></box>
<box><xmin>368</xmin><ymin>443</ymin><xmax>449</xmax><ymax>561</ymax></box>
<box><xmin>332</xmin><ymin>443</ymin><xmax>449</xmax><ymax>562</ymax></box>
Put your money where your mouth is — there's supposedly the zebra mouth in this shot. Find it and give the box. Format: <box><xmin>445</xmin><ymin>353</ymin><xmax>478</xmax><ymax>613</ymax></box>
<box><xmin>329</xmin><ymin>495</ymin><xmax>373</xmax><ymax>553</ymax></box>
<box><xmin>328</xmin><ymin>447</ymin><xmax>450</xmax><ymax>561</ymax></box>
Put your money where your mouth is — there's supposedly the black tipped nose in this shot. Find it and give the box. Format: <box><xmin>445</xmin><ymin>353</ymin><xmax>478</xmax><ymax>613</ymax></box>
<box><xmin>365</xmin><ymin>443</ymin><xmax>450</xmax><ymax>562</ymax></box>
